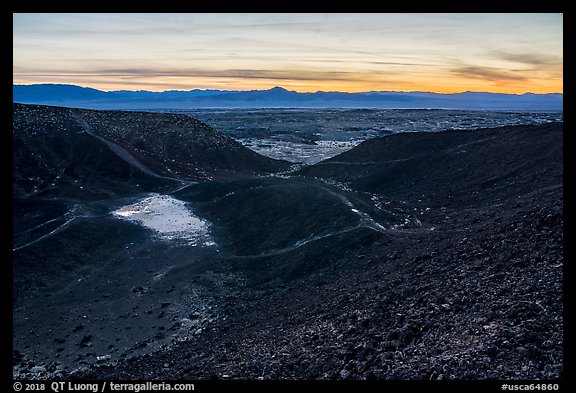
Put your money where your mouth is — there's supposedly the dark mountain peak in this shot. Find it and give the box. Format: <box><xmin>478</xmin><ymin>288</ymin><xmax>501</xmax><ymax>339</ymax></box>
<box><xmin>269</xmin><ymin>86</ymin><xmax>289</xmax><ymax>92</ymax></box>
<box><xmin>16</xmin><ymin>83</ymin><xmax>97</xmax><ymax>90</ymax></box>
<box><xmin>14</xmin><ymin>84</ymin><xmax>107</xmax><ymax>101</ymax></box>
<box><xmin>258</xmin><ymin>86</ymin><xmax>295</xmax><ymax>96</ymax></box>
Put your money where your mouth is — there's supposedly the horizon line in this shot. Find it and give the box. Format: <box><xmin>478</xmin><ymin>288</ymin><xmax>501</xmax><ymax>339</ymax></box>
<box><xmin>13</xmin><ymin>83</ymin><xmax>563</xmax><ymax>96</ymax></box>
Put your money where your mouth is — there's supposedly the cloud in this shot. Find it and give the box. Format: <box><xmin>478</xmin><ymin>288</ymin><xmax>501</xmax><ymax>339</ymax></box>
<box><xmin>15</xmin><ymin>67</ymin><xmax>376</xmax><ymax>83</ymax></box>
<box><xmin>451</xmin><ymin>65</ymin><xmax>528</xmax><ymax>82</ymax></box>
<box><xmin>370</xmin><ymin>61</ymin><xmax>440</xmax><ymax>67</ymax></box>
<box><xmin>491</xmin><ymin>51</ymin><xmax>563</xmax><ymax>67</ymax></box>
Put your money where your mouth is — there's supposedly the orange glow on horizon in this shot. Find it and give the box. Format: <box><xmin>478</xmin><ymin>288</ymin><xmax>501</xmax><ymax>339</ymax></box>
<box><xmin>12</xmin><ymin>75</ymin><xmax>563</xmax><ymax>95</ymax></box>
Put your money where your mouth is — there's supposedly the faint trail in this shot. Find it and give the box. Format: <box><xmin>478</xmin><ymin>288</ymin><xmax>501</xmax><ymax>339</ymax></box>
<box><xmin>222</xmin><ymin>181</ymin><xmax>390</xmax><ymax>259</ymax></box>
<box><xmin>313</xmin><ymin>157</ymin><xmax>415</xmax><ymax>166</ymax></box>
<box><xmin>13</xmin><ymin>213</ymin><xmax>69</xmax><ymax>236</ymax></box>
<box><xmin>316</xmin><ymin>183</ymin><xmax>388</xmax><ymax>233</ymax></box>
<box><xmin>13</xmin><ymin>217</ymin><xmax>77</xmax><ymax>252</ymax></box>
<box><xmin>167</xmin><ymin>182</ymin><xmax>197</xmax><ymax>194</ymax></box>
<box><xmin>231</xmin><ymin>224</ymin><xmax>379</xmax><ymax>259</ymax></box>
<box><xmin>446</xmin><ymin>135</ymin><xmax>501</xmax><ymax>152</ymax></box>
<box><xmin>71</xmin><ymin>113</ymin><xmax>192</xmax><ymax>189</ymax></box>
<box><xmin>71</xmin><ymin>113</ymin><xmax>162</xmax><ymax>178</ymax></box>
<box><xmin>313</xmin><ymin>161</ymin><xmax>378</xmax><ymax>165</ymax></box>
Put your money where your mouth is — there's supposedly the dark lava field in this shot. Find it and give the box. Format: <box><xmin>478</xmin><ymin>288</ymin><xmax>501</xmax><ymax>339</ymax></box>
<box><xmin>12</xmin><ymin>103</ymin><xmax>563</xmax><ymax>381</ymax></box>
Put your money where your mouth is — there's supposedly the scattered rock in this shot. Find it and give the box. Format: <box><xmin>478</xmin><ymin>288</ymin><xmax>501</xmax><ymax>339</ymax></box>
<box><xmin>13</xmin><ymin>119</ymin><xmax>562</xmax><ymax>381</ymax></box>
<box><xmin>30</xmin><ymin>365</ymin><xmax>46</xmax><ymax>374</ymax></box>
<box><xmin>79</xmin><ymin>335</ymin><xmax>92</xmax><ymax>347</ymax></box>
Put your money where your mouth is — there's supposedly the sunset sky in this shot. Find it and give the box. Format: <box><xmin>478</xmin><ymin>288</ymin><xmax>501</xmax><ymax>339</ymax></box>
<box><xmin>13</xmin><ymin>13</ymin><xmax>563</xmax><ymax>94</ymax></box>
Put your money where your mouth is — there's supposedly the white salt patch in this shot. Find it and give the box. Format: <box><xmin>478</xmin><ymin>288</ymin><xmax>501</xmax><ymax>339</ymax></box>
<box><xmin>113</xmin><ymin>194</ymin><xmax>214</xmax><ymax>246</ymax></box>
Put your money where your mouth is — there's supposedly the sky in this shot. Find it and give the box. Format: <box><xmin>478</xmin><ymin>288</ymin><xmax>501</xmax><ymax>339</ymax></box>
<box><xmin>13</xmin><ymin>13</ymin><xmax>563</xmax><ymax>94</ymax></box>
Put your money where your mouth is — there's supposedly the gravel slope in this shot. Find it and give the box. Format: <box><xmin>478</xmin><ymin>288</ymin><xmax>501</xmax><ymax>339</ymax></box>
<box><xmin>63</xmin><ymin>123</ymin><xmax>563</xmax><ymax>380</ymax></box>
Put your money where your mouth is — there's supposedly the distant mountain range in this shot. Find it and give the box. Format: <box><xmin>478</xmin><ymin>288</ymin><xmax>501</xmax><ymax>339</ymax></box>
<box><xmin>13</xmin><ymin>84</ymin><xmax>563</xmax><ymax>111</ymax></box>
